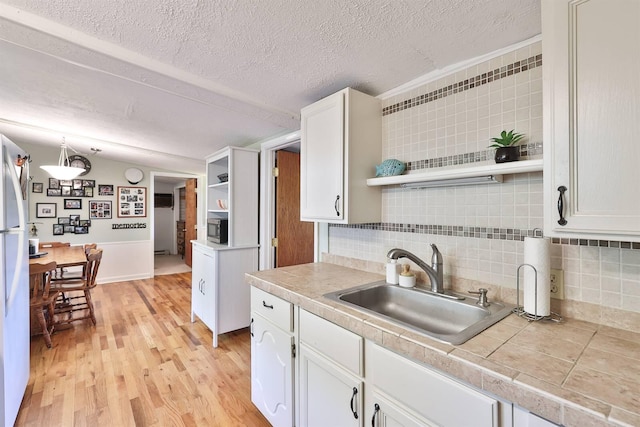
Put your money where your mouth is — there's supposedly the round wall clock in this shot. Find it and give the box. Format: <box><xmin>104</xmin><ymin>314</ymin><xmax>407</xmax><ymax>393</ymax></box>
<box><xmin>66</xmin><ymin>155</ymin><xmax>91</xmax><ymax>176</ymax></box>
<box><xmin>124</xmin><ymin>167</ymin><xmax>144</xmax><ymax>184</ymax></box>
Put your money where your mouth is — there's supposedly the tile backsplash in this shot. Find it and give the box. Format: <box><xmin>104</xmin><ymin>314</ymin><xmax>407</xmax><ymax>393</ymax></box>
<box><xmin>327</xmin><ymin>40</ymin><xmax>640</xmax><ymax>317</ymax></box>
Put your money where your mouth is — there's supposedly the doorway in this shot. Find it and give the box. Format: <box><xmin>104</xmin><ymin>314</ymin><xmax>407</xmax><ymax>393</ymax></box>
<box><xmin>260</xmin><ymin>132</ymin><xmax>322</xmax><ymax>270</ymax></box>
<box><xmin>150</xmin><ymin>172</ymin><xmax>199</xmax><ymax>276</ymax></box>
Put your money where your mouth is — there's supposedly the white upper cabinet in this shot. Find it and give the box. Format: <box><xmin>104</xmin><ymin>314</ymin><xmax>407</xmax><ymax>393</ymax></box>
<box><xmin>300</xmin><ymin>87</ymin><xmax>381</xmax><ymax>223</ymax></box>
<box><xmin>543</xmin><ymin>0</ymin><xmax>640</xmax><ymax>241</ymax></box>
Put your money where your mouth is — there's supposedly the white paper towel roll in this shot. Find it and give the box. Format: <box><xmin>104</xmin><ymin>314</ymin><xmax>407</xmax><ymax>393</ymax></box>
<box><xmin>523</xmin><ymin>236</ymin><xmax>551</xmax><ymax>316</ymax></box>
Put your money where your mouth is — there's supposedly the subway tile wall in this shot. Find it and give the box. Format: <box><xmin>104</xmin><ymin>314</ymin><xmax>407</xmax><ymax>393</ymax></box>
<box><xmin>328</xmin><ymin>41</ymin><xmax>640</xmax><ymax>314</ymax></box>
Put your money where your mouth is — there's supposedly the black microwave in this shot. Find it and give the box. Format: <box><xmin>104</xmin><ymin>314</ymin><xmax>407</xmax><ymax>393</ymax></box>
<box><xmin>207</xmin><ymin>218</ymin><xmax>228</xmax><ymax>244</ymax></box>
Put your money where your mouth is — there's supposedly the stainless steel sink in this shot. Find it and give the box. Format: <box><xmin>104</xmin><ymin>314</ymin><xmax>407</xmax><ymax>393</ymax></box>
<box><xmin>323</xmin><ymin>281</ymin><xmax>514</xmax><ymax>345</ymax></box>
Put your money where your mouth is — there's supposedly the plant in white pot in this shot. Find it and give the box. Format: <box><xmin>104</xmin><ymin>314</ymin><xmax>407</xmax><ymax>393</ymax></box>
<box><xmin>489</xmin><ymin>130</ymin><xmax>524</xmax><ymax>163</ymax></box>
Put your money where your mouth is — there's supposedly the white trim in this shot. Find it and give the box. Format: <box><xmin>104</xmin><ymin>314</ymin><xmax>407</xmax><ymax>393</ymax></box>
<box><xmin>377</xmin><ymin>34</ymin><xmax>543</xmax><ymax>100</ymax></box>
<box><xmin>259</xmin><ymin>131</ymin><xmax>303</xmax><ymax>270</ymax></box>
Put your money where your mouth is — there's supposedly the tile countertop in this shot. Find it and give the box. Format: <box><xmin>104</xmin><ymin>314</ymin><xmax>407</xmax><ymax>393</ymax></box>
<box><xmin>245</xmin><ymin>262</ymin><xmax>640</xmax><ymax>427</ymax></box>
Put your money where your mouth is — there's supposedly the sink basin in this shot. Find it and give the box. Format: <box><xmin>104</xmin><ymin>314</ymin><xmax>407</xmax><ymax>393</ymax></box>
<box><xmin>323</xmin><ymin>281</ymin><xmax>514</xmax><ymax>345</ymax></box>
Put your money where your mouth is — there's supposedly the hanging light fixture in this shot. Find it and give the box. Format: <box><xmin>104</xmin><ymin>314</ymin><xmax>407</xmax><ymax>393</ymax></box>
<box><xmin>40</xmin><ymin>137</ymin><xmax>85</xmax><ymax>180</ymax></box>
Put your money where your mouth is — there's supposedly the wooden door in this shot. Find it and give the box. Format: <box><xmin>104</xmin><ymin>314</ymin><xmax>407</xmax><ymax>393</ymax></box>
<box><xmin>275</xmin><ymin>151</ymin><xmax>314</xmax><ymax>267</ymax></box>
<box><xmin>185</xmin><ymin>178</ymin><xmax>197</xmax><ymax>267</ymax></box>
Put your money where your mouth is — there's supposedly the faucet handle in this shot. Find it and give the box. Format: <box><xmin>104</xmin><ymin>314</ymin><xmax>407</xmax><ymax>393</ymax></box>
<box><xmin>468</xmin><ymin>288</ymin><xmax>490</xmax><ymax>307</ymax></box>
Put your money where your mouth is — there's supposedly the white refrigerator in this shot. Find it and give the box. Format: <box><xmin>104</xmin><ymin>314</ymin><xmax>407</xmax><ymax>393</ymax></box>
<box><xmin>0</xmin><ymin>134</ymin><xmax>29</xmax><ymax>426</ymax></box>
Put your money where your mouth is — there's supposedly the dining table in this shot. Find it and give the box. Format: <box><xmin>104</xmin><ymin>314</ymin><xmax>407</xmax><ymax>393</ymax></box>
<box><xmin>29</xmin><ymin>245</ymin><xmax>87</xmax><ymax>269</ymax></box>
<box><xmin>29</xmin><ymin>245</ymin><xmax>87</xmax><ymax>338</ymax></box>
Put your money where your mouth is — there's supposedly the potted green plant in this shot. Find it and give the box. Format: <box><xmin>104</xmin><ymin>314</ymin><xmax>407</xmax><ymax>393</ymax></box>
<box><xmin>489</xmin><ymin>130</ymin><xmax>524</xmax><ymax>163</ymax></box>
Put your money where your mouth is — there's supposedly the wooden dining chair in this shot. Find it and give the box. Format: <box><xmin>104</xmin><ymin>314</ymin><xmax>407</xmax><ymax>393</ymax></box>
<box><xmin>29</xmin><ymin>261</ymin><xmax>61</xmax><ymax>348</ymax></box>
<box><xmin>55</xmin><ymin>243</ymin><xmax>98</xmax><ymax>280</ymax></box>
<box><xmin>52</xmin><ymin>249</ymin><xmax>103</xmax><ymax>326</ymax></box>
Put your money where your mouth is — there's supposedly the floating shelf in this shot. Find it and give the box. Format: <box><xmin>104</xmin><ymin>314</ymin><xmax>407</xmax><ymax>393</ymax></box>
<box><xmin>366</xmin><ymin>159</ymin><xmax>543</xmax><ymax>187</ymax></box>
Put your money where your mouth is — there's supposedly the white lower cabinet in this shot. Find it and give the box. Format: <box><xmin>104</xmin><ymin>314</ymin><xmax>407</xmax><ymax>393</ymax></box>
<box><xmin>249</xmin><ymin>288</ymin><xmax>552</xmax><ymax>427</ymax></box>
<box><xmin>298</xmin><ymin>344</ymin><xmax>363</xmax><ymax>427</ymax></box>
<box><xmin>369</xmin><ymin>390</ymin><xmax>436</xmax><ymax>427</ymax></box>
<box><xmin>365</xmin><ymin>341</ymin><xmax>500</xmax><ymax>427</ymax></box>
<box><xmin>298</xmin><ymin>309</ymin><xmax>364</xmax><ymax>426</ymax></box>
<box><xmin>191</xmin><ymin>243</ymin><xmax>258</xmax><ymax>347</ymax></box>
<box><xmin>250</xmin><ymin>288</ymin><xmax>294</xmax><ymax>427</ymax></box>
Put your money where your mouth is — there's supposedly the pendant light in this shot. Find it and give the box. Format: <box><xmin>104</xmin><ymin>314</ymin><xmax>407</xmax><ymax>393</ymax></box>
<box><xmin>40</xmin><ymin>137</ymin><xmax>85</xmax><ymax>180</ymax></box>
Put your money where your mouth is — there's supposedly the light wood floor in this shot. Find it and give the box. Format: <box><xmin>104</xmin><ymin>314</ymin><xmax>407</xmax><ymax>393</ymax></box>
<box><xmin>16</xmin><ymin>273</ymin><xmax>270</xmax><ymax>427</ymax></box>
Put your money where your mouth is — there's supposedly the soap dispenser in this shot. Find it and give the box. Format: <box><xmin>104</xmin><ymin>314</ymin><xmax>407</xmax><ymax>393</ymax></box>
<box><xmin>386</xmin><ymin>259</ymin><xmax>399</xmax><ymax>284</ymax></box>
<box><xmin>398</xmin><ymin>264</ymin><xmax>416</xmax><ymax>288</ymax></box>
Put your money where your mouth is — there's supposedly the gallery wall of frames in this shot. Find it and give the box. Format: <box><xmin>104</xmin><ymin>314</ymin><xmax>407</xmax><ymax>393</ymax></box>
<box><xmin>32</xmin><ymin>177</ymin><xmax>147</xmax><ymax>237</ymax></box>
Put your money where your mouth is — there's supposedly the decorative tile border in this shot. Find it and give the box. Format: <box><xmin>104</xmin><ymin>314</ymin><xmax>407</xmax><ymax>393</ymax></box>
<box><xmin>383</xmin><ymin>54</ymin><xmax>543</xmax><ymax>116</ymax></box>
<box><xmin>405</xmin><ymin>143</ymin><xmax>543</xmax><ymax>171</ymax></box>
<box><xmin>331</xmin><ymin>223</ymin><xmax>640</xmax><ymax>249</ymax></box>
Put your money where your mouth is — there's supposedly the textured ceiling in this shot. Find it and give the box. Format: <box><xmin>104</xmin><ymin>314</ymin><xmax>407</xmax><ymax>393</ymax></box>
<box><xmin>0</xmin><ymin>0</ymin><xmax>540</xmax><ymax>174</ymax></box>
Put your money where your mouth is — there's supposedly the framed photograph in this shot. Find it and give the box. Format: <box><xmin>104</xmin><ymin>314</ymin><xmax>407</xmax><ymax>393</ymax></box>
<box><xmin>59</xmin><ymin>179</ymin><xmax>73</xmax><ymax>187</ymax></box>
<box><xmin>84</xmin><ymin>187</ymin><xmax>94</xmax><ymax>197</ymax></box>
<box><xmin>32</xmin><ymin>182</ymin><xmax>43</xmax><ymax>193</ymax></box>
<box><xmin>61</xmin><ymin>186</ymin><xmax>72</xmax><ymax>196</ymax></box>
<box><xmin>117</xmin><ymin>186</ymin><xmax>146</xmax><ymax>218</ymax></box>
<box><xmin>47</xmin><ymin>188</ymin><xmax>61</xmax><ymax>197</ymax></box>
<box><xmin>74</xmin><ymin>226</ymin><xmax>89</xmax><ymax>234</ymax></box>
<box><xmin>52</xmin><ymin>224</ymin><xmax>64</xmax><ymax>235</ymax></box>
<box><xmin>71</xmin><ymin>189</ymin><xmax>84</xmax><ymax>197</ymax></box>
<box><xmin>36</xmin><ymin>203</ymin><xmax>57</xmax><ymax>218</ymax></box>
<box><xmin>98</xmin><ymin>184</ymin><xmax>114</xmax><ymax>196</ymax></box>
<box><xmin>73</xmin><ymin>179</ymin><xmax>83</xmax><ymax>190</ymax></box>
<box><xmin>63</xmin><ymin>225</ymin><xmax>75</xmax><ymax>233</ymax></box>
<box><xmin>90</xmin><ymin>200</ymin><xmax>112</xmax><ymax>219</ymax></box>
<box><xmin>48</xmin><ymin>178</ymin><xmax>59</xmax><ymax>189</ymax></box>
<box><xmin>58</xmin><ymin>217</ymin><xmax>71</xmax><ymax>225</ymax></box>
<box><xmin>79</xmin><ymin>219</ymin><xmax>91</xmax><ymax>227</ymax></box>
<box><xmin>82</xmin><ymin>179</ymin><xmax>95</xmax><ymax>187</ymax></box>
<box><xmin>64</xmin><ymin>198</ymin><xmax>82</xmax><ymax>209</ymax></box>
<box><xmin>69</xmin><ymin>214</ymin><xmax>80</xmax><ymax>225</ymax></box>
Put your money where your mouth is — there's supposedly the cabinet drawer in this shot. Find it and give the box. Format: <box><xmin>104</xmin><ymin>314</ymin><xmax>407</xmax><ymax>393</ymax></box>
<box><xmin>299</xmin><ymin>309</ymin><xmax>363</xmax><ymax>376</ymax></box>
<box><xmin>251</xmin><ymin>287</ymin><xmax>293</xmax><ymax>332</ymax></box>
<box><xmin>367</xmin><ymin>341</ymin><xmax>498</xmax><ymax>427</ymax></box>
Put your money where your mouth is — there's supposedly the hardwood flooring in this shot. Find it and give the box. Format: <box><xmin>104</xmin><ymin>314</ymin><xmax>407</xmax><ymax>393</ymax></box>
<box><xmin>16</xmin><ymin>273</ymin><xmax>270</xmax><ymax>427</ymax></box>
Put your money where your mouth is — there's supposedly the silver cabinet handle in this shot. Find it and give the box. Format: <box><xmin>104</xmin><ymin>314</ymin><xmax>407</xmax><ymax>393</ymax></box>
<box><xmin>334</xmin><ymin>195</ymin><xmax>341</xmax><ymax>216</ymax></box>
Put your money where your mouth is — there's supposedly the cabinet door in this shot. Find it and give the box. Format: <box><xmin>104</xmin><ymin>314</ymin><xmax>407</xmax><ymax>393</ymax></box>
<box><xmin>298</xmin><ymin>344</ymin><xmax>363</xmax><ymax>427</ymax></box>
<box><xmin>190</xmin><ymin>248</ymin><xmax>216</xmax><ymax>329</ymax></box>
<box><xmin>543</xmin><ymin>0</ymin><xmax>640</xmax><ymax>240</ymax></box>
<box><xmin>366</xmin><ymin>341</ymin><xmax>499</xmax><ymax>427</ymax></box>
<box><xmin>368</xmin><ymin>391</ymin><xmax>435</xmax><ymax>427</ymax></box>
<box><xmin>190</xmin><ymin>248</ymin><xmax>205</xmax><ymax>322</ymax></box>
<box><xmin>300</xmin><ymin>91</ymin><xmax>345</xmax><ymax>221</ymax></box>
<box><xmin>251</xmin><ymin>313</ymin><xmax>294</xmax><ymax>427</ymax></box>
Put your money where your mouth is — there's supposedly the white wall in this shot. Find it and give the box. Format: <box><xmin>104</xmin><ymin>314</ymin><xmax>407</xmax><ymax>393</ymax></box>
<box><xmin>15</xmin><ymin>139</ymin><xmax>200</xmax><ymax>282</ymax></box>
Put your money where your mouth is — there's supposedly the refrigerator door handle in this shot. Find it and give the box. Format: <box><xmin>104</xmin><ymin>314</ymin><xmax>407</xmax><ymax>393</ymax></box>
<box><xmin>4</xmin><ymin>152</ymin><xmax>26</xmax><ymax>311</ymax></box>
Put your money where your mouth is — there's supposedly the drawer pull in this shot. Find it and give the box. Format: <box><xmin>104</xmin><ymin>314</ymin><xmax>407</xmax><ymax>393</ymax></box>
<box><xmin>557</xmin><ymin>185</ymin><xmax>567</xmax><ymax>225</ymax></box>
<box><xmin>334</xmin><ymin>195</ymin><xmax>341</xmax><ymax>216</ymax></box>
<box><xmin>350</xmin><ymin>387</ymin><xmax>358</xmax><ymax>419</ymax></box>
<box><xmin>371</xmin><ymin>403</ymin><xmax>379</xmax><ymax>427</ymax></box>
<box><xmin>250</xmin><ymin>318</ymin><xmax>254</xmax><ymax>337</ymax></box>
<box><xmin>262</xmin><ymin>301</ymin><xmax>274</xmax><ymax>309</ymax></box>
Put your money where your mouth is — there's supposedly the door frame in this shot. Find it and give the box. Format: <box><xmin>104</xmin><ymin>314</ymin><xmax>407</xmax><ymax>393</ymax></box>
<box><xmin>149</xmin><ymin>171</ymin><xmax>203</xmax><ymax>277</ymax></box>
<box><xmin>259</xmin><ymin>131</ymin><xmax>328</xmax><ymax>270</ymax></box>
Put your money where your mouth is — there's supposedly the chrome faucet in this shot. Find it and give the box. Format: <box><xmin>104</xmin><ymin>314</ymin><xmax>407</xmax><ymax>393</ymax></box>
<box><xmin>387</xmin><ymin>244</ymin><xmax>444</xmax><ymax>293</ymax></box>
